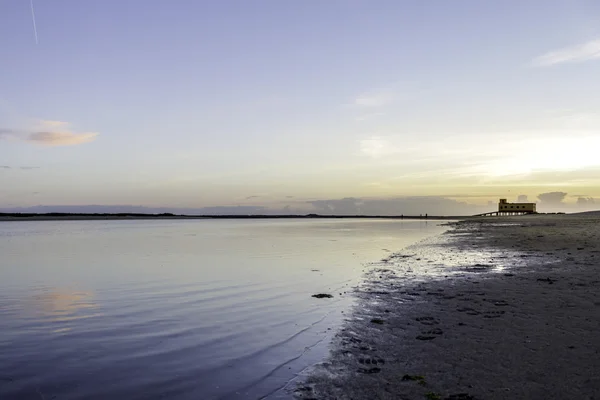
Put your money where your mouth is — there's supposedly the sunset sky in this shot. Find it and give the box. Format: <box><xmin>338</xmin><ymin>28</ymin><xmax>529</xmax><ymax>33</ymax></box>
<box><xmin>1</xmin><ymin>1</ymin><xmax>599</xmax><ymax>214</ymax></box>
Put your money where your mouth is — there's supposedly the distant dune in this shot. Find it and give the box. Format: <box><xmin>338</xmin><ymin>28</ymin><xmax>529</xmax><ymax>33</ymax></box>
<box><xmin>571</xmin><ymin>210</ymin><xmax>600</xmax><ymax>216</ymax></box>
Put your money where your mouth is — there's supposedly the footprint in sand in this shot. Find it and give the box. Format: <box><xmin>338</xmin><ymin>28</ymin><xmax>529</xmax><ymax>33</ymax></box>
<box><xmin>341</xmin><ymin>337</ymin><xmax>362</xmax><ymax>346</ymax></box>
<box><xmin>416</xmin><ymin>316</ymin><xmax>440</xmax><ymax>325</ymax></box>
<box><xmin>358</xmin><ymin>356</ymin><xmax>385</xmax><ymax>366</ymax></box>
<box><xmin>537</xmin><ymin>277</ymin><xmax>557</xmax><ymax>284</ymax></box>
<box><xmin>416</xmin><ymin>328</ymin><xmax>443</xmax><ymax>340</ymax></box>
<box><xmin>444</xmin><ymin>394</ymin><xmax>478</xmax><ymax>400</ymax></box>
<box><xmin>457</xmin><ymin>307</ymin><xmax>480</xmax><ymax>315</ymax></box>
<box><xmin>483</xmin><ymin>310</ymin><xmax>505</xmax><ymax>318</ymax></box>
<box><xmin>357</xmin><ymin>367</ymin><xmax>382</xmax><ymax>374</ymax></box>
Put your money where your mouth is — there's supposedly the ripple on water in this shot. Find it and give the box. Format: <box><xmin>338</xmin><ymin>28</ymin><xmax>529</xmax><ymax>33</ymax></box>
<box><xmin>0</xmin><ymin>219</ymin><xmax>449</xmax><ymax>399</ymax></box>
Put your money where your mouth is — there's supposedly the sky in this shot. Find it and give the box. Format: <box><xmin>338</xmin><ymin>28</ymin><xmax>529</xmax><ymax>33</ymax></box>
<box><xmin>1</xmin><ymin>0</ymin><xmax>600</xmax><ymax>215</ymax></box>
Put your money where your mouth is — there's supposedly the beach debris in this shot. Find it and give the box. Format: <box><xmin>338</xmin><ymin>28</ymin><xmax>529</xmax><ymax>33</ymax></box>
<box><xmin>370</xmin><ymin>318</ymin><xmax>385</xmax><ymax>324</ymax></box>
<box><xmin>426</xmin><ymin>291</ymin><xmax>445</xmax><ymax>297</ymax></box>
<box><xmin>483</xmin><ymin>310</ymin><xmax>505</xmax><ymax>318</ymax></box>
<box><xmin>311</xmin><ymin>293</ymin><xmax>333</xmax><ymax>298</ymax></box>
<box><xmin>294</xmin><ymin>385</ymin><xmax>318</xmax><ymax>399</ymax></box>
<box><xmin>416</xmin><ymin>316</ymin><xmax>439</xmax><ymax>325</ymax></box>
<box><xmin>358</xmin><ymin>356</ymin><xmax>385</xmax><ymax>365</ymax></box>
<box><xmin>456</xmin><ymin>307</ymin><xmax>480</xmax><ymax>315</ymax></box>
<box><xmin>444</xmin><ymin>394</ymin><xmax>478</xmax><ymax>400</ymax></box>
<box><xmin>537</xmin><ymin>277</ymin><xmax>556</xmax><ymax>284</ymax></box>
<box><xmin>342</xmin><ymin>336</ymin><xmax>362</xmax><ymax>345</ymax></box>
<box><xmin>402</xmin><ymin>374</ymin><xmax>426</xmax><ymax>385</ymax></box>
<box><xmin>416</xmin><ymin>328</ymin><xmax>443</xmax><ymax>340</ymax></box>
<box><xmin>464</xmin><ymin>263</ymin><xmax>495</xmax><ymax>272</ymax></box>
<box><xmin>367</xmin><ymin>290</ymin><xmax>389</xmax><ymax>295</ymax></box>
<box><xmin>357</xmin><ymin>367</ymin><xmax>381</xmax><ymax>374</ymax></box>
<box><xmin>294</xmin><ymin>386</ymin><xmax>312</xmax><ymax>393</ymax></box>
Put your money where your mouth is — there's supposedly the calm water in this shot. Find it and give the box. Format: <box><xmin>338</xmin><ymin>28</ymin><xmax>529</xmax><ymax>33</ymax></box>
<box><xmin>0</xmin><ymin>219</ymin><xmax>447</xmax><ymax>399</ymax></box>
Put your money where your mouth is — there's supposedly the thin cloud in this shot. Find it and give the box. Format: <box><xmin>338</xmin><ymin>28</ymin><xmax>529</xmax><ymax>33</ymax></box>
<box><xmin>533</xmin><ymin>38</ymin><xmax>600</xmax><ymax>66</ymax></box>
<box><xmin>0</xmin><ymin>165</ymin><xmax>40</xmax><ymax>170</ymax></box>
<box><xmin>354</xmin><ymin>89</ymin><xmax>394</xmax><ymax>107</ymax></box>
<box><xmin>0</xmin><ymin>121</ymin><xmax>99</xmax><ymax>147</ymax></box>
<box><xmin>40</xmin><ymin>120</ymin><xmax>70</xmax><ymax>128</ymax></box>
<box><xmin>359</xmin><ymin>136</ymin><xmax>404</xmax><ymax>158</ymax></box>
<box><xmin>356</xmin><ymin>112</ymin><xmax>385</xmax><ymax>122</ymax></box>
<box><xmin>0</xmin><ymin>129</ymin><xmax>14</xmax><ymax>138</ymax></box>
<box><xmin>27</xmin><ymin>131</ymin><xmax>98</xmax><ymax>146</ymax></box>
<box><xmin>307</xmin><ymin>196</ymin><xmax>487</xmax><ymax>216</ymax></box>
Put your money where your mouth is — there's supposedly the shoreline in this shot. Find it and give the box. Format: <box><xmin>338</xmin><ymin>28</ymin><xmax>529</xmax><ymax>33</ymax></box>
<box><xmin>0</xmin><ymin>215</ymin><xmax>464</xmax><ymax>222</ymax></box>
<box><xmin>293</xmin><ymin>214</ymin><xmax>600</xmax><ymax>399</ymax></box>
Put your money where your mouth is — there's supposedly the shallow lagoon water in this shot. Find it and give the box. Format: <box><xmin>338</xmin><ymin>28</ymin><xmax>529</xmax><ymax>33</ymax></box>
<box><xmin>0</xmin><ymin>219</ymin><xmax>447</xmax><ymax>399</ymax></box>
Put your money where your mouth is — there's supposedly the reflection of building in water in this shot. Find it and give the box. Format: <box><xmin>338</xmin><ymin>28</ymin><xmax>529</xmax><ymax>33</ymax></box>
<box><xmin>29</xmin><ymin>288</ymin><xmax>99</xmax><ymax>331</ymax></box>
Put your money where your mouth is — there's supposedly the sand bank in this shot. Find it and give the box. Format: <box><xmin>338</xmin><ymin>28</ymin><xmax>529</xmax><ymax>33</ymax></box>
<box><xmin>294</xmin><ymin>214</ymin><xmax>600</xmax><ymax>400</ymax></box>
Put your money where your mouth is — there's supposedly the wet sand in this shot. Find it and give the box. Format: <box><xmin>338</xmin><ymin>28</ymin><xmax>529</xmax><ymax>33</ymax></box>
<box><xmin>294</xmin><ymin>214</ymin><xmax>600</xmax><ymax>400</ymax></box>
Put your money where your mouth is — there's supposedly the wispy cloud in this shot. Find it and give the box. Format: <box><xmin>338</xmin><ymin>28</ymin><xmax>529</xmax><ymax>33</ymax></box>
<box><xmin>553</xmin><ymin>112</ymin><xmax>600</xmax><ymax>129</ymax></box>
<box><xmin>355</xmin><ymin>112</ymin><xmax>385</xmax><ymax>122</ymax></box>
<box><xmin>359</xmin><ymin>136</ymin><xmax>398</xmax><ymax>158</ymax></box>
<box><xmin>40</xmin><ymin>120</ymin><xmax>70</xmax><ymax>128</ymax></box>
<box><xmin>533</xmin><ymin>38</ymin><xmax>600</xmax><ymax>66</ymax></box>
<box><xmin>27</xmin><ymin>131</ymin><xmax>98</xmax><ymax>146</ymax></box>
<box><xmin>0</xmin><ymin>165</ymin><xmax>40</xmax><ymax>170</ymax></box>
<box><xmin>354</xmin><ymin>89</ymin><xmax>394</xmax><ymax>107</ymax></box>
<box><xmin>0</xmin><ymin>120</ymin><xmax>98</xmax><ymax>146</ymax></box>
<box><xmin>359</xmin><ymin>129</ymin><xmax>600</xmax><ymax>181</ymax></box>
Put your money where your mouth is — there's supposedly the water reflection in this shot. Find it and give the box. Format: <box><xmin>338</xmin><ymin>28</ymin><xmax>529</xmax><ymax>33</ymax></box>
<box><xmin>0</xmin><ymin>219</ymin><xmax>448</xmax><ymax>399</ymax></box>
<box><xmin>28</xmin><ymin>288</ymin><xmax>100</xmax><ymax>332</ymax></box>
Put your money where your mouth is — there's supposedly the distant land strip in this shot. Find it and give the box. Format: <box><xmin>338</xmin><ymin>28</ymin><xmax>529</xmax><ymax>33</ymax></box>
<box><xmin>0</xmin><ymin>213</ymin><xmax>468</xmax><ymax>221</ymax></box>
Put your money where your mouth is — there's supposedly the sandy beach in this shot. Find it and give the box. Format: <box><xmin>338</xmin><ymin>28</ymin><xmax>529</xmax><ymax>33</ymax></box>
<box><xmin>294</xmin><ymin>213</ymin><xmax>600</xmax><ymax>400</ymax></box>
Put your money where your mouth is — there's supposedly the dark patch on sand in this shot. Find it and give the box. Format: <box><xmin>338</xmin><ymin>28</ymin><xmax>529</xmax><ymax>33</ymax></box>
<box><xmin>295</xmin><ymin>215</ymin><xmax>600</xmax><ymax>400</ymax></box>
<box><xmin>311</xmin><ymin>293</ymin><xmax>333</xmax><ymax>299</ymax></box>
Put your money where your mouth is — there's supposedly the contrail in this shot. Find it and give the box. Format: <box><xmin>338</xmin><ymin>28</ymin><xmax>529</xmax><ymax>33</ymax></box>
<box><xmin>30</xmin><ymin>0</ymin><xmax>39</xmax><ymax>44</ymax></box>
